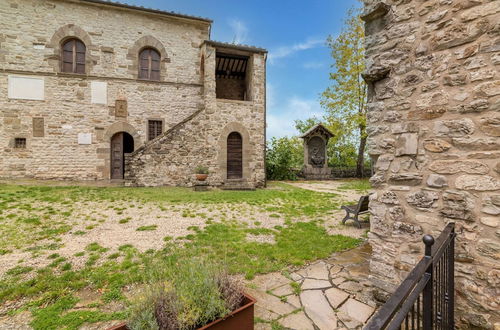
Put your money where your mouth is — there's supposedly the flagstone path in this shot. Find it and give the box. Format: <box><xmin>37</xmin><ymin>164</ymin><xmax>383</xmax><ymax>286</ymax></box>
<box><xmin>246</xmin><ymin>243</ymin><xmax>377</xmax><ymax>330</ymax></box>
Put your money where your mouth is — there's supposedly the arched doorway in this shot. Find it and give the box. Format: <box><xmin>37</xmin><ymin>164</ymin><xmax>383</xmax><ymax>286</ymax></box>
<box><xmin>110</xmin><ymin>132</ymin><xmax>134</xmax><ymax>179</ymax></box>
<box><xmin>227</xmin><ymin>132</ymin><xmax>243</xmax><ymax>179</ymax></box>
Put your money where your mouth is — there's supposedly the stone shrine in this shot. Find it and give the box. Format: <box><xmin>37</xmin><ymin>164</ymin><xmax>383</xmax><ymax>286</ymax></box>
<box><xmin>300</xmin><ymin>124</ymin><xmax>334</xmax><ymax>180</ymax></box>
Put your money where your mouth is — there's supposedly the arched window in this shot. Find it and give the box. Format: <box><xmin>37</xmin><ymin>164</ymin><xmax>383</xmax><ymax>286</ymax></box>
<box><xmin>61</xmin><ymin>38</ymin><xmax>86</xmax><ymax>73</ymax></box>
<box><xmin>139</xmin><ymin>48</ymin><xmax>161</xmax><ymax>80</ymax></box>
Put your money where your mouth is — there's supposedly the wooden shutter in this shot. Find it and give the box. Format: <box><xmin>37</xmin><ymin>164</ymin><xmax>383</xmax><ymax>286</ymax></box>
<box><xmin>61</xmin><ymin>39</ymin><xmax>86</xmax><ymax>73</ymax></box>
<box><xmin>139</xmin><ymin>48</ymin><xmax>161</xmax><ymax>80</ymax></box>
<box><xmin>62</xmin><ymin>40</ymin><xmax>75</xmax><ymax>73</ymax></box>
<box><xmin>227</xmin><ymin>132</ymin><xmax>243</xmax><ymax>179</ymax></box>
<box><xmin>75</xmin><ymin>40</ymin><xmax>86</xmax><ymax>74</ymax></box>
<box><xmin>150</xmin><ymin>50</ymin><xmax>161</xmax><ymax>81</ymax></box>
<box><xmin>139</xmin><ymin>49</ymin><xmax>150</xmax><ymax>79</ymax></box>
<box><xmin>148</xmin><ymin>120</ymin><xmax>163</xmax><ymax>141</ymax></box>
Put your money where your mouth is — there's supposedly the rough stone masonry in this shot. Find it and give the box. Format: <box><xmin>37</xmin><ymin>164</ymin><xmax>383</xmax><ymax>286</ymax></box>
<box><xmin>362</xmin><ymin>0</ymin><xmax>499</xmax><ymax>328</ymax></box>
<box><xmin>0</xmin><ymin>0</ymin><xmax>266</xmax><ymax>189</ymax></box>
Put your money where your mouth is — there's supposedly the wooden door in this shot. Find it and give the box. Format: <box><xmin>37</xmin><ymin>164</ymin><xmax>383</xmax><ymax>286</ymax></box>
<box><xmin>111</xmin><ymin>133</ymin><xmax>124</xmax><ymax>179</ymax></box>
<box><xmin>227</xmin><ymin>132</ymin><xmax>243</xmax><ymax>179</ymax></box>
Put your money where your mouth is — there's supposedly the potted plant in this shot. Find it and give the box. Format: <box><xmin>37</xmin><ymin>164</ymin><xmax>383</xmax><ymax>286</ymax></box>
<box><xmin>195</xmin><ymin>166</ymin><xmax>209</xmax><ymax>182</ymax></box>
<box><xmin>108</xmin><ymin>256</ymin><xmax>255</xmax><ymax>330</ymax></box>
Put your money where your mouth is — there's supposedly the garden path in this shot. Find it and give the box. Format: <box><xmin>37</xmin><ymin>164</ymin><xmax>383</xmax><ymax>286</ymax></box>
<box><xmin>247</xmin><ymin>243</ymin><xmax>377</xmax><ymax>330</ymax></box>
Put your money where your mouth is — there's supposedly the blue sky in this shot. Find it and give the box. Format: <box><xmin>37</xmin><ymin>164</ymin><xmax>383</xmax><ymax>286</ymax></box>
<box><xmin>125</xmin><ymin>0</ymin><xmax>361</xmax><ymax>139</ymax></box>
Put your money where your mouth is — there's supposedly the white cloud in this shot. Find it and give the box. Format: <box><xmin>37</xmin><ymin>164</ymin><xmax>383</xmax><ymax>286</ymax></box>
<box><xmin>268</xmin><ymin>38</ymin><xmax>324</xmax><ymax>64</ymax></box>
<box><xmin>228</xmin><ymin>19</ymin><xmax>249</xmax><ymax>44</ymax></box>
<box><xmin>267</xmin><ymin>94</ymin><xmax>323</xmax><ymax>139</ymax></box>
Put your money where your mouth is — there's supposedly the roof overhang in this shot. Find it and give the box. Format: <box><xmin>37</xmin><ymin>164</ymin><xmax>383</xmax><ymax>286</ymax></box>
<box><xmin>204</xmin><ymin>40</ymin><xmax>267</xmax><ymax>54</ymax></box>
<box><xmin>71</xmin><ymin>0</ymin><xmax>213</xmax><ymax>24</ymax></box>
<box><xmin>300</xmin><ymin>124</ymin><xmax>335</xmax><ymax>139</ymax></box>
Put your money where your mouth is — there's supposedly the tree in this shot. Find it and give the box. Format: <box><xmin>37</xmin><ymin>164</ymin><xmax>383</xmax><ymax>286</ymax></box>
<box><xmin>321</xmin><ymin>7</ymin><xmax>367</xmax><ymax>177</ymax></box>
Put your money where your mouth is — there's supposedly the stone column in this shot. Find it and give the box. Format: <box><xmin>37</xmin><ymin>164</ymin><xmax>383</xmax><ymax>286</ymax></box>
<box><xmin>362</xmin><ymin>0</ymin><xmax>500</xmax><ymax>328</ymax></box>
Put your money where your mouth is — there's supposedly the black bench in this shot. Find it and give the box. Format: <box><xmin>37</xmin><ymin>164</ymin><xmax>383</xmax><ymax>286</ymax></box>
<box><xmin>341</xmin><ymin>194</ymin><xmax>370</xmax><ymax>228</ymax></box>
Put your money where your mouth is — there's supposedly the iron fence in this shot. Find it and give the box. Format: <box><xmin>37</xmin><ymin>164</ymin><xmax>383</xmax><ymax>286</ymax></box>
<box><xmin>365</xmin><ymin>222</ymin><xmax>456</xmax><ymax>330</ymax></box>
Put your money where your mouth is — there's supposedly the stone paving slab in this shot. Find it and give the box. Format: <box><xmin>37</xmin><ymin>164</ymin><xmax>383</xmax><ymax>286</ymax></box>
<box><xmin>301</xmin><ymin>290</ymin><xmax>338</xmax><ymax>330</ymax></box>
<box><xmin>271</xmin><ymin>283</ymin><xmax>294</xmax><ymax>296</ymax></box>
<box><xmin>325</xmin><ymin>287</ymin><xmax>350</xmax><ymax>309</ymax></box>
<box><xmin>339</xmin><ymin>298</ymin><xmax>375</xmax><ymax>324</ymax></box>
<box><xmin>280</xmin><ymin>311</ymin><xmax>315</xmax><ymax>330</ymax></box>
<box><xmin>296</xmin><ymin>261</ymin><xmax>330</xmax><ymax>280</ymax></box>
<box><xmin>247</xmin><ymin>243</ymin><xmax>377</xmax><ymax>329</ymax></box>
<box><xmin>301</xmin><ymin>278</ymin><xmax>332</xmax><ymax>290</ymax></box>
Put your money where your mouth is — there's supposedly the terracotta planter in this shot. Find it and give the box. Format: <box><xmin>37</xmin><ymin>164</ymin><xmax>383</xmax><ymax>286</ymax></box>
<box><xmin>196</xmin><ymin>174</ymin><xmax>208</xmax><ymax>181</ymax></box>
<box><xmin>107</xmin><ymin>294</ymin><xmax>256</xmax><ymax>330</ymax></box>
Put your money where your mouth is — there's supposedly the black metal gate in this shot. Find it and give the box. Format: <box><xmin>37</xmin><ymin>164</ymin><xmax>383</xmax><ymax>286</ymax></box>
<box><xmin>365</xmin><ymin>223</ymin><xmax>456</xmax><ymax>330</ymax></box>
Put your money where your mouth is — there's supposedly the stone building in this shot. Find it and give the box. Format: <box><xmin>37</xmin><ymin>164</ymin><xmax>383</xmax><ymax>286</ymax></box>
<box><xmin>0</xmin><ymin>0</ymin><xmax>267</xmax><ymax>189</ymax></box>
<box><xmin>362</xmin><ymin>0</ymin><xmax>499</xmax><ymax>328</ymax></box>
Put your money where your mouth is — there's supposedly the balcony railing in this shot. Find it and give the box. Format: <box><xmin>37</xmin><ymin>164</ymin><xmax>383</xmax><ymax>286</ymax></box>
<box><xmin>365</xmin><ymin>222</ymin><xmax>456</xmax><ymax>330</ymax></box>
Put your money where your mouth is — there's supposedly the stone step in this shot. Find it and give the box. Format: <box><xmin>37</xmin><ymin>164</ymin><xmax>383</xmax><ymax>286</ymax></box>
<box><xmin>221</xmin><ymin>180</ymin><xmax>256</xmax><ymax>191</ymax></box>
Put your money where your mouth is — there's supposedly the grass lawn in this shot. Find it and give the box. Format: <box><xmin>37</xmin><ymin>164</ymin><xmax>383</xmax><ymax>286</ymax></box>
<box><xmin>0</xmin><ymin>182</ymin><xmax>363</xmax><ymax>329</ymax></box>
<box><xmin>337</xmin><ymin>178</ymin><xmax>371</xmax><ymax>193</ymax></box>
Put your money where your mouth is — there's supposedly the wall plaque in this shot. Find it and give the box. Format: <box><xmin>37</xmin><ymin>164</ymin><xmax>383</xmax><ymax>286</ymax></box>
<box><xmin>8</xmin><ymin>75</ymin><xmax>45</xmax><ymax>100</ymax></box>
<box><xmin>90</xmin><ymin>81</ymin><xmax>107</xmax><ymax>105</ymax></box>
<box><xmin>78</xmin><ymin>133</ymin><xmax>92</xmax><ymax>145</ymax></box>
<box><xmin>33</xmin><ymin>117</ymin><xmax>44</xmax><ymax>137</ymax></box>
<box><xmin>115</xmin><ymin>100</ymin><xmax>128</xmax><ymax>117</ymax></box>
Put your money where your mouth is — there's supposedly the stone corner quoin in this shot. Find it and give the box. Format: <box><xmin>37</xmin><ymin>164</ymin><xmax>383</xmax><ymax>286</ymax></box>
<box><xmin>362</xmin><ymin>0</ymin><xmax>500</xmax><ymax>328</ymax></box>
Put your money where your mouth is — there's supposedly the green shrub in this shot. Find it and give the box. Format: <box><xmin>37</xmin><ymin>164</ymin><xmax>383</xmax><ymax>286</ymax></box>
<box><xmin>194</xmin><ymin>166</ymin><xmax>209</xmax><ymax>175</ymax></box>
<box><xmin>266</xmin><ymin>137</ymin><xmax>303</xmax><ymax>180</ymax></box>
<box><xmin>128</xmin><ymin>255</ymin><xmax>243</xmax><ymax>330</ymax></box>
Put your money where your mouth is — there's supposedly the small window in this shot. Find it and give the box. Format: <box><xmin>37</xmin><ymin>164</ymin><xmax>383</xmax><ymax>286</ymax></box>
<box><xmin>61</xmin><ymin>38</ymin><xmax>86</xmax><ymax>74</ymax></box>
<box><xmin>139</xmin><ymin>48</ymin><xmax>161</xmax><ymax>81</ymax></box>
<box><xmin>14</xmin><ymin>138</ymin><xmax>26</xmax><ymax>149</ymax></box>
<box><xmin>148</xmin><ymin>120</ymin><xmax>163</xmax><ymax>141</ymax></box>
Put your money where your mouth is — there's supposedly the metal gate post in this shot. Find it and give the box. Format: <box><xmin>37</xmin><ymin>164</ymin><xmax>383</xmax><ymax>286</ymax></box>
<box><xmin>423</xmin><ymin>235</ymin><xmax>434</xmax><ymax>330</ymax></box>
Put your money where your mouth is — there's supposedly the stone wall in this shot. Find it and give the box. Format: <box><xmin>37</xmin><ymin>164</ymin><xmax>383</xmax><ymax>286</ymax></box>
<box><xmin>362</xmin><ymin>0</ymin><xmax>499</xmax><ymax>328</ymax></box>
<box><xmin>125</xmin><ymin>44</ymin><xmax>267</xmax><ymax>188</ymax></box>
<box><xmin>216</xmin><ymin>78</ymin><xmax>246</xmax><ymax>100</ymax></box>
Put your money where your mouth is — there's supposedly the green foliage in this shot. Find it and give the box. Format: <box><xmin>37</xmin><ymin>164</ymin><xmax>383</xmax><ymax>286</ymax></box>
<box><xmin>194</xmin><ymin>165</ymin><xmax>209</xmax><ymax>174</ymax></box>
<box><xmin>294</xmin><ymin>117</ymin><xmax>322</xmax><ymax>135</ymax></box>
<box><xmin>321</xmin><ymin>6</ymin><xmax>367</xmax><ymax>175</ymax></box>
<box><xmin>136</xmin><ymin>225</ymin><xmax>158</xmax><ymax>231</ymax></box>
<box><xmin>30</xmin><ymin>295</ymin><xmax>126</xmax><ymax>330</ymax></box>
<box><xmin>295</xmin><ymin>6</ymin><xmax>367</xmax><ymax>174</ymax></box>
<box><xmin>129</xmin><ymin>256</ymin><xmax>234</xmax><ymax>330</ymax></box>
<box><xmin>266</xmin><ymin>137</ymin><xmax>303</xmax><ymax>180</ymax></box>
